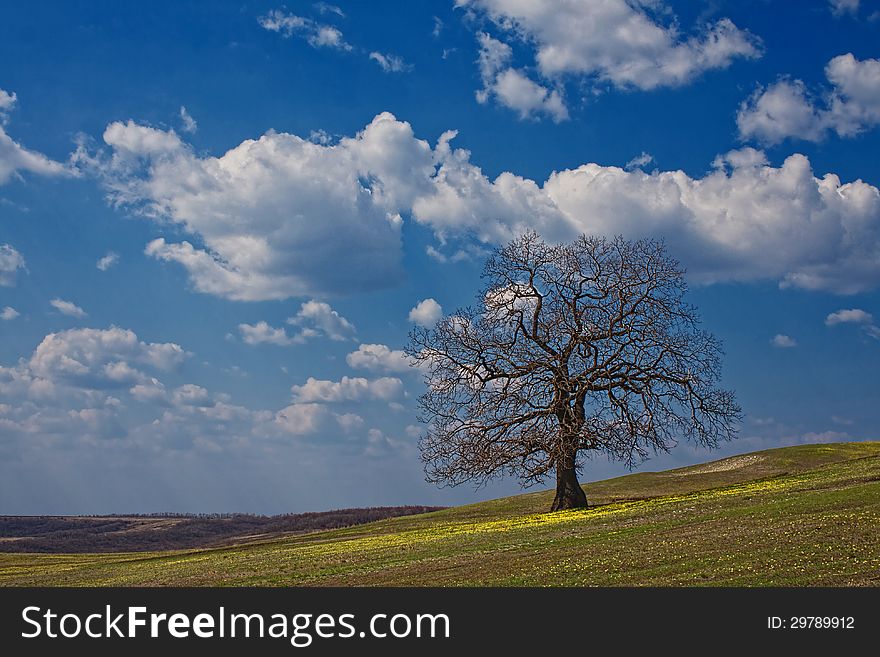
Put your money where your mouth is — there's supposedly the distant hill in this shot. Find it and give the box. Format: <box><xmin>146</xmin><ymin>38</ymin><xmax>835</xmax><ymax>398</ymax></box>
<box><xmin>1</xmin><ymin>442</ymin><xmax>879</xmax><ymax>586</ymax></box>
<box><xmin>0</xmin><ymin>506</ymin><xmax>444</xmax><ymax>553</ymax></box>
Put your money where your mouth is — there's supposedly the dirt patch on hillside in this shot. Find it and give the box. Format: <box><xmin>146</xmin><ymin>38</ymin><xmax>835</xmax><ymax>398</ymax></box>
<box><xmin>671</xmin><ymin>454</ymin><xmax>766</xmax><ymax>476</ymax></box>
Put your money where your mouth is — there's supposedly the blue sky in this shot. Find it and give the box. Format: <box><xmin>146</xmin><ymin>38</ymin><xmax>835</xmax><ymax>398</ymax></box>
<box><xmin>1</xmin><ymin>0</ymin><xmax>879</xmax><ymax>514</ymax></box>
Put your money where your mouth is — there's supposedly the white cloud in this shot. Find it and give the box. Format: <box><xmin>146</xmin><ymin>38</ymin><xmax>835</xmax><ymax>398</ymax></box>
<box><xmin>129</xmin><ymin>378</ymin><xmax>168</xmax><ymax>404</ymax></box>
<box><xmin>172</xmin><ymin>383</ymin><xmax>213</xmax><ymax>407</ymax></box>
<box><xmin>291</xmin><ymin>376</ymin><xmax>403</xmax><ymax>403</ymax></box>
<box><xmin>460</xmin><ymin>0</ymin><xmax>760</xmax><ymax>93</ymax></box>
<box><xmin>413</xmin><ymin>139</ymin><xmax>880</xmax><ymax>294</ymax></box>
<box><xmin>829</xmin><ymin>0</ymin><xmax>859</xmax><ymax>16</ymax></box>
<box><xmin>346</xmin><ymin>343</ymin><xmax>413</xmax><ymax>373</ymax></box>
<box><xmin>288</xmin><ymin>300</ymin><xmax>356</xmax><ymax>341</ymax></box>
<box><xmin>409</xmin><ymin>298</ymin><xmax>443</xmax><ymax>327</ymax></box>
<box><xmin>85</xmin><ymin>112</ymin><xmax>880</xmax><ymax>297</ymax></box>
<box><xmin>179</xmin><ymin>106</ymin><xmax>197</xmax><ymax>134</ymax></box>
<box><xmin>335</xmin><ymin>412</ymin><xmax>364</xmax><ymax>432</ymax></box>
<box><xmin>475</xmin><ymin>33</ymin><xmax>568</xmax><ymax>122</ymax></box>
<box><xmin>425</xmin><ymin>243</ymin><xmax>486</xmax><ymax>263</ymax></box>
<box><xmin>0</xmin><ymin>244</ymin><xmax>26</xmax><ymax>286</ymax></box>
<box><xmin>88</xmin><ymin>114</ymin><xmax>414</xmax><ymax>300</ymax></box>
<box><xmin>50</xmin><ymin>298</ymin><xmax>88</xmax><ymax>318</ymax></box>
<box><xmin>274</xmin><ymin>402</ymin><xmax>329</xmax><ymax>435</ymax></box>
<box><xmin>826</xmin><ymin>308</ymin><xmax>880</xmax><ymax>339</ymax></box>
<box><xmin>825</xmin><ymin>308</ymin><xmax>873</xmax><ymax>325</ymax></box>
<box><xmin>0</xmin><ymin>89</ymin><xmax>17</xmax><ymax>119</ymax></box>
<box><xmin>738</xmin><ymin>80</ymin><xmax>827</xmax><ymax>144</ymax></box>
<box><xmin>1</xmin><ymin>306</ymin><xmax>19</xmax><ymax>321</ymax></box>
<box><xmin>369</xmin><ymin>51</ymin><xmax>412</xmax><ymax>73</ymax></box>
<box><xmin>365</xmin><ymin>427</ymin><xmax>398</xmax><ymax>456</ymax></box>
<box><xmin>625</xmin><ymin>152</ymin><xmax>654</xmax><ymax>171</ymax></box>
<box><xmin>315</xmin><ymin>3</ymin><xmax>345</xmax><ymax>18</ymax></box>
<box><xmin>239</xmin><ymin>301</ymin><xmax>355</xmax><ymax>346</ymax></box>
<box><xmin>771</xmin><ymin>334</ymin><xmax>797</xmax><ymax>348</ymax></box>
<box><xmin>308</xmin><ymin>129</ymin><xmax>333</xmax><ymax>145</ymax></box>
<box><xmin>239</xmin><ymin>321</ymin><xmax>295</xmax><ymax>346</ymax></box>
<box><xmin>96</xmin><ymin>251</ymin><xmax>120</xmax><ymax>271</ymax></box>
<box><xmin>0</xmin><ymin>327</ymin><xmax>379</xmax><ymax>458</ymax></box>
<box><xmin>258</xmin><ymin>9</ymin><xmax>307</xmax><ymax>35</ymax></box>
<box><xmin>738</xmin><ymin>54</ymin><xmax>880</xmax><ymax>144</ymax></box>
<box><xmin>825</xmin><ymin>53</ymin><xmax>880</xmax><ymax>135</ymax></box>
<box><xmin>0</xmin><ymin>326</ymin><xmax>190</xmax><ymax>445</ymax></box>
<box><xmin>310</xmin><ymin>25</ymin><xmax>349</xmax><ymax>50</ymax></box>
<box><xmin>26</xmin><ymin>327</ymin><xmax>187</xmax><ymax>389</ymax></box>
<box><xmin>258</xmin><ymin>9</ymin><xmax>352</xmax><ymax>51</ymax></box>
<box><xmin>0</xmin><ymin>89</ymin><xmax>72</xmax><ymax>184</ymax></box>
<box><xmin>108</xmin><ymin>119</ymin><xmax>185</xmax><ymax>155</ymax></box>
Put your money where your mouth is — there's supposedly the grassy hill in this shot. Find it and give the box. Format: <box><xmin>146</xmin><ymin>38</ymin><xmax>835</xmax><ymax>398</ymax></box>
<box><xmin>2</xmin><ymin>441</ymin><xmax>879</xmax><ymax>586</ymax></box>
<box><xmin>0</xmin><ymin>506</ymin><xmax>444</xmax><ymax>553</ymax></box>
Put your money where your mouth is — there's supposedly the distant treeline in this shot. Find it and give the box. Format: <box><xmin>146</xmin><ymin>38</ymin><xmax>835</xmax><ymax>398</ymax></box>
<box><xmin>0</xmin><ymin>506</ymin><xmax>445</xmax><ymax>553</ymax></box>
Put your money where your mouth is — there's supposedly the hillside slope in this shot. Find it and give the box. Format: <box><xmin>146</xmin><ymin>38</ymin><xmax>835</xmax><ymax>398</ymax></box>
<box><xmin>0</xmin><ymin>506</ymin><xmax>444</xmax><ymax>553</ymax></box>
<box><xmin>2</xmin><ymin>442</ymin><xmax>879</xmax><ymax>586</ymax></box>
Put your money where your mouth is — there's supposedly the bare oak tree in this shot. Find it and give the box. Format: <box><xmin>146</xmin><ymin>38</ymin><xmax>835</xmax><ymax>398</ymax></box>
<box><xmin>407</xmin><ymin>232</ymin><xmax>740</xmax><ymax>511</ymax></box>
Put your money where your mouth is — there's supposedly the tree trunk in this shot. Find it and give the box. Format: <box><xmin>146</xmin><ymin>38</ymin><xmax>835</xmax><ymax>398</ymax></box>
<box><xmin>551</xmin><ymin>454</ymin><xmax>587</xmax><ymax>511</ymax></box>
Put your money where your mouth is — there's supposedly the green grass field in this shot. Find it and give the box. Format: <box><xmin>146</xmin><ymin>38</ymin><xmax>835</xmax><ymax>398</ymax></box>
<box><xmin>2</xmin><ymin>441</ymin><xmax>880</xmax><ymax>586</ymax></box>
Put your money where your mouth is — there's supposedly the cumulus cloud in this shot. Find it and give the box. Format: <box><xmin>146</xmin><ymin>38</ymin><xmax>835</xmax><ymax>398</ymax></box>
<box><xmin>408</xmin><ymin>298</ymin><xmax>443</xmax><ymax>327</ymax></box>
<box><xmin>96</xmin><ymin>251</ymin><xmax>120</xmax><ymax>271</ymax></box>
<box><xmin>129</xmin><ymin>377</ymin><xmax>168</xmax><ymax>404</ymax></box>
<box><xmin>0</xmin><ymin>326</ymin><xmax>285</xmax><ymax>452</ymax></box>
<box><xmin>25</xmin><ymin>327</ymin><xmax>187</xmax><ymax>389</ymax></box>
<box><xmin>0</xmin><ymin>88</ymin><xmax>71</xmax><ymax>185</ymax></box>
<box><xmin>179</xmin><ymin>106</ymin><xmax>197</xmax><ymax>134</ymax></box>
<box><xmin>277</xmin><ymin>406</ymin><xmax>397</xmax><ymax>441</ymax></box>
<box><xmin>172</xmin><ymin>383</ymin><xmax>213</xmax><ymax>407</ymax></box>
<box><xmin>83</xmin><ymin>112</ymin><xmax>880</xmax><ymax>296</ymax></box>
<box><xmin>738</xmin><ymin>80</ymin><xmax>827</xmax><ymax>144</ymax></box>
<box><xmin>291</xmin><ymin>376</ymin><xmax>404</xmax><ymax>403</ymax></box>
<box><xmin>369</xmin><ymin>51</ymin><xmax>412</xmax><ymax>73</ymax></box>
<box><xmin>365</xmin><ymin>427</ymin><xmax>402</xmax><ymax>456</ymax></box>
<box><xmin>274</xmin><ymin>402</ymin><xmax>329</xmax><ymax>435</ymax></box>
<box><xmin>414</xmin><ymin>142</ymin><xmax>880</xmax><ymax>294</ymax></box>
<box><xmin>258</xmin><ymin>9</ymin><xmax>352</xmax><ymax>50</ymax></box>
<box><xmin>771</xmin><ymin>334</ymin><xmax>797</xmax><ymax>348</ymax></box>
<box><xmin>1</xmin><ymin>306</ymin><xmax>19</xmax><ymax>320</ymax></box>
<box><xmin>0</xmin><ymin>327</ymin><xmax>413</xmax><ymax>471</ymax></box>
<box><xmin>738</xmin><ymin>54</ymin><xmax>880</xmax><ymax>144</ymax></box>
<box><xmin>0</xmin><ymin>329</ymin><xmax>183</xmax><ymax>444</ymax></box>
<box><xmin>85</xmin><ymin>114</ymin><xmax>414</xmax><ymax>300</ymax></box>
<box><xmin>0</xmin><ymin>244</ymin><xmax>26</xmax><ymax>286</ymax></box>
<box><xmin>825</xmin><ymin>308</ymin><xmax>873</xmax><ymax>325</ymax></box>
<box><xmin>346</xmin><ymin>343</ymin><xmax>413</xmax><ymax>373</ymax></box>
<box><xmin>826</xmin><ymin>308</ymin><xmax>880</xmax><ymax>339</ymax></box>
<box><xmin>475</xmin><ymin>33</ymin><xmax>568</xmax><ymax>122</ymax></box>
<box><xmin>238</xmin><ymin>321</ymin><xmax>294</xmax><ymax>346</ymax></box>
<box><xmin>335</xmin><ymin>412</ymin><xmax>365</xmax><ymax>432</ymax></box>
<box><xmin>50</xmin><ymin>298</ymin><xmax>88</xmax><ymax>318</ymax></box>
<box><xmin>460</xmin><ymin>0</ymin><xmax>759</xmax><ymax>104</ymax></box>
<box><xmin>288</xmin><ymin>300</ymin><xmax>356</xmax><ymax>341</ymax></box>
<box><xmin>239</xmin><ymin>301</ymin><xmax>355</xmax><ymax>346</ymax></box>
<box><xmin>276</xmin><ymin>394</ymin><xmax>388</xmax><ymax>438</ymax></box>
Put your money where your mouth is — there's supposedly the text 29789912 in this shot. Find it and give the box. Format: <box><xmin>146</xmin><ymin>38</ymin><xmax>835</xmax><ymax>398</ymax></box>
<box><xmin>768</xmin><ymin>616</ymin><xmax>855</xmax><ymax>630</ymax></box>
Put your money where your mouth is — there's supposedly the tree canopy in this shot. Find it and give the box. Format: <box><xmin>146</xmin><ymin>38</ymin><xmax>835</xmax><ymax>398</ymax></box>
<box><xmin>407</xmin><ymin>232</ymin><xmax>741</xmax><ymax>510</ymax></box>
